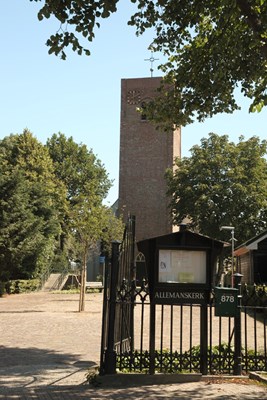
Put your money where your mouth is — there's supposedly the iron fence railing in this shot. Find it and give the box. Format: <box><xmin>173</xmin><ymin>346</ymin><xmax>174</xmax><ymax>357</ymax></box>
<box><xmin>103</xmin><ymin>279</ymin><xmax>267</xmax><ymax>375</ymax></box>
<box><xmin>100</xmin><ymin>214</ymin><xmax>267</xmax><ymax>376</ymax></box>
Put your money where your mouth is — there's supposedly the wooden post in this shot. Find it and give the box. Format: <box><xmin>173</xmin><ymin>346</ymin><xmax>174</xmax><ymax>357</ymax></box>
<box><xmin>78</xmin><ymin>248</ymin><xmax>87</xmax><ymax>312</ymax></box>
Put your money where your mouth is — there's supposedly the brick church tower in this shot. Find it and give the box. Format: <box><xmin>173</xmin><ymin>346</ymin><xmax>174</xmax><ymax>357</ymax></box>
<box><xmin>118</xmin><ymin>77</ymin><xmax>181</xmax><ymax>242</ymax></box>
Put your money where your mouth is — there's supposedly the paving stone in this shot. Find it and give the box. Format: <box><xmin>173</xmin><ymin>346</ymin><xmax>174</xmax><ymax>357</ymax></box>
<box><xmin>0</xmin><ymin>292</ymin><xmax>266</xmax><ymax>399</ymax></box>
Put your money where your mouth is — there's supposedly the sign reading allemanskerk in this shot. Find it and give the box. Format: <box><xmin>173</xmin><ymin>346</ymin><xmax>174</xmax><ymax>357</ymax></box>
<box><xmin>137</xmin><ymin>225</ymin><xmax>226</xmax><ymax>306</ymax></box>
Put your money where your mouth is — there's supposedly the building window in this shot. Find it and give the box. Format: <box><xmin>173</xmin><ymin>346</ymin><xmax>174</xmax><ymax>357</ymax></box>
<box><xmin>140</xmin><ymin>102</ymin><xmax>147</xmax><ymax>121</ymax></box>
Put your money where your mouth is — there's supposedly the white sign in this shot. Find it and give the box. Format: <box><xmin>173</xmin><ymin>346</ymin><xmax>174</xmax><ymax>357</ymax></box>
<box><xmin>158</xmin><ymin>249</ymin><xmax>206</xmax><ymax>284</ymax></box>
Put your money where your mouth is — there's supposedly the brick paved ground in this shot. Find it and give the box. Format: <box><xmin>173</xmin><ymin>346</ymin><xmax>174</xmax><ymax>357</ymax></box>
<box><xmin>0</xmin><ymin>291</ymin><xmax>266</xmax><ymax>399</ymax></box>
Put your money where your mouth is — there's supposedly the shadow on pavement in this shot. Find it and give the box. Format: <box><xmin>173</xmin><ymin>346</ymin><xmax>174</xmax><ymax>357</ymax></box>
<box><xmin>0</xmin><ymin>346</ymin><xmax>97</xmax><ymax>387</ymax></box>
<box><xmin>0</xmin><ymin>381</ymin><xmax>266</xmax><ymax>400</ymax></box>
<box><xmin>0</xmin><ymin>346</ymin><xmax>89</xmax><ymax>368</ymax></box>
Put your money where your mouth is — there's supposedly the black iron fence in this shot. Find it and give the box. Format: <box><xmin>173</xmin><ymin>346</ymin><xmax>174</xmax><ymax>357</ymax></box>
<box><xmin>102</xmin><ymin>282</ymin><xmax>267</xmax><ymax>375</ymax></box>
<box><xmin>100</xmin><ymin>216</ymin><xmax>267</xmax><ymax>375</ymax></box>
<box><xmin>101</xmin><ymin>278</ymin><xmax>267</xmax><ymax>375</ymax></box>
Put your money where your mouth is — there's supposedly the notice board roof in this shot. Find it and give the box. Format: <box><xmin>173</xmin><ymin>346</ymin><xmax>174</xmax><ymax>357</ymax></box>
<box><xmin>137</xmin><ymin>228</ymin><xmax>227</xmax><ymax>251</ymax></box>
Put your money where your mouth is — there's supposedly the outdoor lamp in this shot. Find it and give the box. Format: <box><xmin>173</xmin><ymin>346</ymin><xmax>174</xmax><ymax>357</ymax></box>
<box><xmin>220</xmin><ymin>226</ymin><xmax>235</xmax><ymax>287</ymax></box>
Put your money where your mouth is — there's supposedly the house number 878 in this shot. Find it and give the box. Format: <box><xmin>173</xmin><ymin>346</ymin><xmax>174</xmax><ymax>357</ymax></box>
<box><xmin>221</xmin><ymin>295</ymin><xmax>235</xmax><ymax>303</ymax></box>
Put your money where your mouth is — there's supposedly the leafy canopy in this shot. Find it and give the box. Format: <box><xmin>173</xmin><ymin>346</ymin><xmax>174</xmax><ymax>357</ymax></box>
<box><xmin>46</xmin><ymin>133</ymin><xmax>111</xmax><ymax>204</ymax></box>
<box><xmin>46</xmin><ymin>133</ymin><xmax>123</xmax><ymax>312</ymax></box>
<box><xmin>46</xmin><ymin>133</ymin><xmax>122</xmax><ymax>260</ymax></box>
<box><xmin>31</xmin><ymin>1</ymin><xmax>267</xmax><ymax>126</ymax></box>
<box><xmin>166</xmin><ymin>133</ymin><xmax>267</xmax><ymax>244</ymax></box>
<box><xmin>0</xmin><ymin>131</ymin><xmax>122</xmax><ymax>282</ymax></box>
<box><xmin>0</xmin><ymin>130</ymin><xmax>65</xmax><ymax>280</ymax></box>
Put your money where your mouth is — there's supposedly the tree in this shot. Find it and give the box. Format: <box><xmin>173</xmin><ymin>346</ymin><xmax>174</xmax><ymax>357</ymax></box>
<box><xmin>31</xmin><ymin>1</ymin><xmax>267</xmax><ymax>126</ymax></box>
<box><xmin>166</xmin><ymin>133</ymin><xmax>267</xmax><ymax>245</ymax></box>
<box><xmin>72</xmin><ymin>200</ymin><xmax>123</xmax><ymax>311</ymax></box>
<box><xmin>46</xmin><ymin>133</ymin><xmax>123</xmax><ymax>311</ymax></box>
<box><xmin>46</xmin><ymin>133</ymin><xmax>111</xmax><ymax>201</ymax></box>
<box><xmin>0</xmin><ymin>130</ymin><xmax>65</xmax><ymax>280</ymax></box>
<box><xmin>46</xmin><ymin>132</ymin><xmax>112</xmax><ymax>252</ymax></box>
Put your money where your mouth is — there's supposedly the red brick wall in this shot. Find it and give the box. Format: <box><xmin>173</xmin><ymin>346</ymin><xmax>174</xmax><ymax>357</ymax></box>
<box><xmin>118</xmin><ymin>77</ymin><xmax>181</xmax><ymax>242</ymax></box>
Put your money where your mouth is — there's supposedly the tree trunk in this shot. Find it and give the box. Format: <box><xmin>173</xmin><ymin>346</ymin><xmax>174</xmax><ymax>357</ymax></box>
<box><xmin>215</xmin><ymin>253</ymin><xmax>226</xmax><ymax>286</ymax></box>
<box><xmin>78</xmin><ymin>250</ymin><xmax>87</xmax><ymax>312</ymax></box>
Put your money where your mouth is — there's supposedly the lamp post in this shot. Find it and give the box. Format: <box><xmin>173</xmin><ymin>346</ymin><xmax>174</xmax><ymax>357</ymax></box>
<box><xmin>220</xmin><ymin>226</ymin><xmax>235</xmax><ymax>287</ymax></box>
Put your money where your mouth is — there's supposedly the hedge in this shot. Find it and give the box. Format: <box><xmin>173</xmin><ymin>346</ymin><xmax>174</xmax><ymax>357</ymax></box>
<box><xmin>4</xmin><ymin>279</ymin><xmax>41</xmax><ymax>294</ymax></box>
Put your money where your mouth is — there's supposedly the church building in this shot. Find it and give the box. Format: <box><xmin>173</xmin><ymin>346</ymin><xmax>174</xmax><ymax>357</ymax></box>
<box><xmin>118</xmin><ymin>77</ymin><xmax>181</xmax><ymax>242</ymax></box>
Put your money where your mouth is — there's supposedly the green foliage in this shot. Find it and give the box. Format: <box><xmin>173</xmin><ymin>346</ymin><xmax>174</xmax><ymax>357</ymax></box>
<box><xmin>133</xmin><ymin>0</ymin><xmax>267</xmax><ymax>127</ymax></box>
<box><xmin>245</xmin><ymin>350</ymin><xmax>267</xmax><ymax>372</ymax></box>
<box><xmin>96</xmin><ymin>274</ymin><xmax>103</xmax><ymax>282</ymax></box>
<box><xmin>32</xmin><ymin>0</ymin><xmax>120</xmax><ymax>60</ymax></box>
<box><xmin>166</xmin><ymin>133</ymin><xmax>267</xmax><ymax>245</ymax></box>
<box><xmin>50</xmin><ymin>251</ymin><xmax>70</xmax><ymax>273</ymax></box>
<box><xmin>46</xmin><ymin>133</ymin><xmax>111</xmax><ymax>204</ymax></box>
<box><xmin>5</xmin><ymin>279</ymin><xmax>40</xmax><ymax>294</ymax></box>
<box><xmin>0</xmin><ymin>281</ymin><xmax>6</xmax><ymax>296</ymax></box>
<box><xmin>46</xmin><ymin>133</ymin><xmax>124</xmax><ymax>311</ymax></box>
<box><xmin>31</xmin><ymin>1</ymin><xmax>267</xmax><ymax>125</ymax></box>
<box><xmin>0</xmin><ymin>130</ymin><xmax>122</xmax><ymax>290</ymax></box>
<box><xmin>0</xmin><ymin>130</ymin><xmax>65</xmax><ymax>280</ymax></box>
<box><xmin>46</xmin><ymin>133</ymin><xmax>123</xmax><ymax>261</ymax></box>
<box><xmin>117</xmin><ymin>343</ymin><xmax>266</xmax><ymax>374</ymax></box>
<box><xmin>242</xmin><ymin>284</ymin><xmax>267</xmax><ymax>307</ymax></box>
<box><xmin>52</xmin><ymin>288</ymin><xmax>80</xmax><ymax>294</ymax></box>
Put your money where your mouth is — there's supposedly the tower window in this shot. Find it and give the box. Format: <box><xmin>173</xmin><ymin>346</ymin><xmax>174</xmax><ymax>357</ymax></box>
<box><xmin>140</xmin><ymin>102</ymin><xmax>147</xmax><ymax>121</ymax></box>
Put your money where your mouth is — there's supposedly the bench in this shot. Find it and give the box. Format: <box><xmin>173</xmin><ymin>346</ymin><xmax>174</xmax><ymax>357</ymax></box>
<box><xmin>85</xmin><ymin>281</ymin><xmax>104</xmax><ymax>292</ymax></box>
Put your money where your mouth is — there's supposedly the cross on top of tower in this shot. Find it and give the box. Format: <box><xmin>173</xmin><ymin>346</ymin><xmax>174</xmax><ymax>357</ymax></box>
<box><xmin>144</xmin><ymin>51</ymin><xmax>159</xmax><ymax>77</ymax></box>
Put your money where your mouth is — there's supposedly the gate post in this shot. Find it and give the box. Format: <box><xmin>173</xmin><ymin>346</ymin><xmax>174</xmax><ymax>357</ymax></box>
<box><xmin>104</xmin><ymin>240</ymin><xmax>120</xmax><ymax>374</ymax></box>
<box><xmin>100</xmin><ymin>253</ymin><xmax>110</xmax><ymax>375</ymax></box>
<box><xmin>149</xmin><ymin>301</ymin><xmax>156</xmax><ymax>374</ymax></box>
<box><xmin>234</xmin><ymin>273</ymin><xmax>243</xmax><ymax>375</ymax></box>
<box><xmin>200</xmin><ymin>304</ymin><xmax>208</xmax><ymax>375</ymax></box>
<box><xmin>130</xmin><ymin>215</ymin><xmax>136</xmax><ymax>352</ymax></box>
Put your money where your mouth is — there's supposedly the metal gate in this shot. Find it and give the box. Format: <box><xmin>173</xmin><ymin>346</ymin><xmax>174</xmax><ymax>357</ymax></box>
<box><xmin>100</xmin><ymin>218</ymin><xmax>267</xmax><ymax>375</ymax></box>
<box><xmin>100</xmin><ymin>215</ymin><xmax>136</xmax><ymax>374</ymax></box>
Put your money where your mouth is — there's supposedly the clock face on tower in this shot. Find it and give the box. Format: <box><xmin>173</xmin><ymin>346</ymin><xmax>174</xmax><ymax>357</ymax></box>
<box><xmin>127</xmin><ymin>89</ymin><xmax>142</xmax><ymax>105</ymax></box>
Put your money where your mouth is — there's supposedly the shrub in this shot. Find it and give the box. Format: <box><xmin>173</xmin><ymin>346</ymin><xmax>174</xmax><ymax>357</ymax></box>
<box><xmin>5</xmin><ymin>279</ymin><xmax>41</xmax><ymax>294</ymax></box>
<box><xmin>242</xmin><ymin>284</ymin><xmax>267</xmax><ymax>307</ymax></box>
<box><xmin>0</xmin><ymin>281</ymin><xmax>6</xmax><ymax>296</ymax></box>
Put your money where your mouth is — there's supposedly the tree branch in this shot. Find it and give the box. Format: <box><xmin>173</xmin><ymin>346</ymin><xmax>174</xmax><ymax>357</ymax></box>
<box><xmin>236</xmin><ymin>0</ymin><xmax>267</xmax><ymax>58</ymax></box>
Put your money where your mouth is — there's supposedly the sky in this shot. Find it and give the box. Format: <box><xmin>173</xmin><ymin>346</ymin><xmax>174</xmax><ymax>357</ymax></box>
<box><xmin>1</xmin><ymin>1</ymin><xmax>267</xmax><ymax>205</ymax></box>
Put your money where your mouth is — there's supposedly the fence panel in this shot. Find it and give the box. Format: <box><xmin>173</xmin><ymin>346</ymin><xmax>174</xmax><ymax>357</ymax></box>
<box><xmin>100</xmin><ymin>215</ymin><xmax>267</xmax><ymax>375</ymax></box>
<box><xmin>115</xmin><ymin>291</ymin><xmax>267</xmax><ymax>375</ymax></box>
